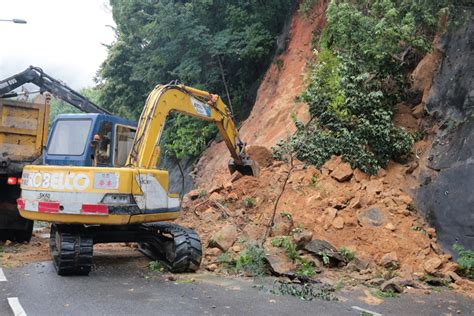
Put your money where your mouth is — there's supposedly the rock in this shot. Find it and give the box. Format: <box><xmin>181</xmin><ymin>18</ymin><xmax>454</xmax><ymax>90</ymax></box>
<box><xmin>4</xmin><ymin>240</ymin><xmax>12</xmax><ymax>246</ymax></box>
<box><xmin>264</xmin><ymin>244</ymin><xmax>297</xmax><ymax>275</ymax></box>
<box><xmin>405</xmin><ymin>161</ymin><xmax>419</xmax><ymax>174</ymax></box>
<box><xmin>349</xmin><ymin>196</ymin><xmax>362</xmax><ymax>209</ymax></box>
<box><xmin>323</xmin><ymin>207</ymin><xmax>338</xmax><ymax>230</ymax></box>
<box><xmin>381</xmin><ymin>278</ymin><xmax>404</xmax><ymax>293</ymax></box>
<box><xmin>223</xmin><ymin>181</ymin><xmax>233</xmax><ymax>191</ymax></box>
<box><xmin>209</xmin><ymin>184</ymin><xmax>224</xmax><ymax>194</ymax></box>
<box><xmin>385</xmin><ymin>223</ymin><xmax>396</xmax><ymax>231</ymax></box>
<box><xmin>353</xmin><ymin>169</ymin><xmax>370</xmax><ymax>182</ymax></box>
<box><xmin>230</xmin><ymin>171</ymin><xmax>243</xmax><ymax>182</ymax></box>
<box><xmin>242</xmin><ymin>223</ymin><xmax>263</xmax><ymax>242</ymax></box>
<box><xmin>206</xmin><ymin>264</ymin><xmax>218</xmax><ymax>272</ymax></box>
<box><xmin>227</xmin><ymin>192</ymin><xmax>238</xmax><ymax>201</ymax></box>
<box><xmin>209</xmin><ymin>192</ymin><xmax>224</xmax><ymax>202</ymax></box>
<box><xmin>209</xmin><ymin>224</ymin><xmax>239</xmax><ymax>251</ymax></box>
<box><xmin>332</xmin><ymin>216</ymin><xmax>345</xmax><ymax>229</ymax></box>
<box><xmin>304</xmin><ymin>239</ymin><xmax>344</xmax><ymax>266</ymax></box>
<box><xmin>357</xmin><ymin>207</ymin><xmax>385</xmax><ymax>227</ymax></box>
<box><xmin>380</xmin><ymin>252</ymin><xmax>400</xmax><ymax>270</ymax></box>
<box><xmin>271</xmin><ymin>213</ymin><xmax>293</xmax><ymax>236</ymax></box>
<box><xmin>292</xmin><ymin>230</ymin><xmax>313</xmax><ymax>249</ymax></box>
<box><xmin>206</xmin><ymin>248</ymin><xmax>222</xmax><ymax>257</ymax></box>
<box><xmin>322</xmin><ymin>155</ymin><xmax>342</xmax><ymax>172</ymax></box>
<box><xmin>367</xmin><ymin>278</ymin><xmax>386</xmax><ymax>287</ymax></box>
<box><xmin>331</xmin><ymin>162</ymin><xmax>353</xmax><ymax>182</ymax></box>
<box><xmin>232</xmin><ymin>245</ymin><xmax>241</xmax><ymax>252</ymax></box>
<box><xmin>187</xmin><ymin>189</ymin><xmax>201</xmax><ymax>200</ymax></box>
<box><xmin>412</xmin><ymin>103</ymin><xmax>425</xmax><ymax>119</ymax></box>
<box><xmin>425</xmin><ymin>277</ymin><xmax>450</xmax><ymax>286</ymax></box>
<box><xmin>366</xmin><ymin>180</ymin><xmax>383</xmax><ymax>195</ymax></box>
<box><xmin>423</xmin><ymin>257</ymin><xmax>443</xmax><ymax>275</ymax></box>
<box><xmin>201</xmin><ymin>207</ymin><xmax>220</xmax><ymax>222</ymax></box>
<box><xmin>426</xmin><ymin>227</ymin><xmax>436</xmax><ymax>238</ymax></box>
<box><xmin>446</xmin><ymin>271</ymin><xmax>462</xmax><ymax>283</ymax></box>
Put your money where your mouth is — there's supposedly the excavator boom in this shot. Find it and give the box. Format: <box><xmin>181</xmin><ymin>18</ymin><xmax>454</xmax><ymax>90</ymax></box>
<box><xmin>0</xmin><ymin>66</ymin><xmax>111</xmax><ymax>114</ymax></box>
<box><xmin>128</xmin><ymin>84</ymin><xmax>258</xmax><ymax>176</ymax></box>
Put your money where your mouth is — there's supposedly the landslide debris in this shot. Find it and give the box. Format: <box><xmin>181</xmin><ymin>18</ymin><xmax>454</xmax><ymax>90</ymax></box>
<box><xmin>177</xmin><ymin>147</ymin><xmax>474</xmax><ymax>297</ymax></box>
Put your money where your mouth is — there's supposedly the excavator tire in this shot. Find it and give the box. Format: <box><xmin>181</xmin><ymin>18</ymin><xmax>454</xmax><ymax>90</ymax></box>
<box><xmin>139</xmin><ymin>223</ymin><xmax>202</xmax><ymax>273</ymax></box>
<box><xmin>50</xmin><ymin>224</ymin><xmax>93</xmax><ymax>276</ymax></box>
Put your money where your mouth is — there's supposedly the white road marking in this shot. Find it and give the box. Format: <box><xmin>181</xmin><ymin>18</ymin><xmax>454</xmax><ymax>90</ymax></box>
<box><xmin>352</xmin><ymin>305</ymin><xmax>382</xmax><ymax>316</ymax></box>
<box><xmin>8</xmin><ymin>297</ymin><xmax>27</xmax><ymax>316</ymax></box>
<box><xmin>0</xmin><ymin>268</ymin><xmax>7</xmax><ymax>281</ymax></box>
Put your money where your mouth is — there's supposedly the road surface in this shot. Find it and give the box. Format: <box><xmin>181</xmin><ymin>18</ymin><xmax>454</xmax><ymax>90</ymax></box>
<box><xmin>1</xmin><ymin>252</ymin><xmax>473</xmax><ymax>315</ymax></box>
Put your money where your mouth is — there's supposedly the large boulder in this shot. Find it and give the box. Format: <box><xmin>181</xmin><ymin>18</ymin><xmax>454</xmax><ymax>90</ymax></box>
<box><xmin>209</xmin><ymin>224</ymin><xmax>238</xmax><ymax>251</ymax></box>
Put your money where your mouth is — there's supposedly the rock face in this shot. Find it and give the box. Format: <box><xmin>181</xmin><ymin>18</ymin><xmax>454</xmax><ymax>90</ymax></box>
<box><xmin>416</xmin><ymin>10</ymin><xmax>474</xmax><ymax>255</ymax></box>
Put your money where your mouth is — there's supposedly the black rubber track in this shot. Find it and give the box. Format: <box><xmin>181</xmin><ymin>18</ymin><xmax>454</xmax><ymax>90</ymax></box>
<box><xmin>139</xmin><ymin>222</ymin><xmax>202</xmax><ymax>273</ymax></box>
<box><xmin>50</xmin><ymin>224</ymin><xmax>93</xmax><ymax>276</ymax></box>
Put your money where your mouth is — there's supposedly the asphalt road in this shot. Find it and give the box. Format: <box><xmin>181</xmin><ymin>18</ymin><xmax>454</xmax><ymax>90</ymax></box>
<box><xmin>1</xmin><ymin>253</ymin><xmax>473</xmax><ymax>316</ymax></box>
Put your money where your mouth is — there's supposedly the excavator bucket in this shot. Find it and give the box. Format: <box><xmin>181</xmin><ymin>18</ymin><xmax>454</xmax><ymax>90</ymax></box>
<box><xmin>228</xmin><ymin>158</ymin><xmax>260</xmax><ymax>177</ymax></box>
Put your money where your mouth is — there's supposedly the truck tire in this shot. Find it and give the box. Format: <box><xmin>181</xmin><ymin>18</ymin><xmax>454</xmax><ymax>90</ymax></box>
<box><xmin>13</xmin><ymin>220</ymin><xmax>34</xmax><ymax>243</ymax></box>
<box><xmin>0</xmin><ymin>220</ymin><xmax>33</xmax><ymax>243</ymax></box>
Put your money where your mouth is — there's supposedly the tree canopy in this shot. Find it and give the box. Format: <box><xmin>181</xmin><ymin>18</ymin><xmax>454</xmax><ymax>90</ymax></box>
<box><xmin>97</xmin><ymin>0</ymin><xmax>292</xmax><ymax>157</ymax></box>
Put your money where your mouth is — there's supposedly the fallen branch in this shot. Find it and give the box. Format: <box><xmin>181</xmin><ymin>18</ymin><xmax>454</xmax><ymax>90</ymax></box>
<box><xmin>263</xmin><ymin>153</ymin><xmax>295</xmax><ymax>242</ymax></box>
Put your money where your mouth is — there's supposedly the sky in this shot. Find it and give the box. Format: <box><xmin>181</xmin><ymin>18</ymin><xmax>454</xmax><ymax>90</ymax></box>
<box><xmin>0</xmin><ymin>0</ymin><xmax>116</xmax><ymax>89</ymax></box>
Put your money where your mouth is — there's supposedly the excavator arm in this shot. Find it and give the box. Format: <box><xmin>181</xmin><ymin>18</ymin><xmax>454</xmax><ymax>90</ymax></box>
<box><xmin>0</xmin><ymin>66</ymin><xmax>111</xmax><ymax>114</ymax></box>
<box><xmin>127</xmin><ymin>84</ymin><xmax>258</xmax><ymax>176</ymax></box>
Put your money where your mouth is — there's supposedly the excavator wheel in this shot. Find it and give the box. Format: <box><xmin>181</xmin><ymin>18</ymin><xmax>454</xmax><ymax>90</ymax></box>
<box><xmin>50</xmin><ymin>224</ymin><xmax>93</xmax><ymax>276</ymax></box>
<box><xmin>139</xmin><ymin>223</ymin><xmax>202</xmax><ymax>273</ymax></box>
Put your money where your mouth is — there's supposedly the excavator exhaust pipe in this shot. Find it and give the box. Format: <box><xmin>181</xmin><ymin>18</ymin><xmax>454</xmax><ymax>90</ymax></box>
<box><xmin>228</xmin><ymin>158</ymin><xmax>260</xmax><ymax>177</ymax></box>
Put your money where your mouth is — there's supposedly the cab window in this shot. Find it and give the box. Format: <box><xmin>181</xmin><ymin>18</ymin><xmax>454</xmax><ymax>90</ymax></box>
<box><xmin>96</xmin><ymin>121</ymin><xmax>112</xmax><ymax>165</ymax></box>
<box><xmin>114</xmin><ymin>125</ymin><xmax>135</xmax><ymax>166</ymax></box>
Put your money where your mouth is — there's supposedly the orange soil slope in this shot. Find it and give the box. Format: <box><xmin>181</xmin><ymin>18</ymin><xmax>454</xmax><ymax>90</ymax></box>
<box><xmin>195</xmin><ymin>1</ymin><xmax>326</xmax><ymax>187</ymax></box>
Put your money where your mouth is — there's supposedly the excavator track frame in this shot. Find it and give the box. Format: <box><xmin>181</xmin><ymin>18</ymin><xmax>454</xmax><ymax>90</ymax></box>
<box><xmin>50</xmin><ymin>224</ymin><xmax>93</xmax><ymax>276</ymax></box>
<box><xmin>139</xmin><ymin>223</ymin><xmax>202</xmax><ymax>273</ymax></box>
<box><xmin>48</xmin><ymin>222</ymin><xmax>202</xmax><ymax>276</ymax></box>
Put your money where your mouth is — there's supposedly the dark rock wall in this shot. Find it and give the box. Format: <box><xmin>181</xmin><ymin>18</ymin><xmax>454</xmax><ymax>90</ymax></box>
<box><xmin>417</xmin><ymin>10</ymin><xmax>474</xmax><ymax>254</ymax></box>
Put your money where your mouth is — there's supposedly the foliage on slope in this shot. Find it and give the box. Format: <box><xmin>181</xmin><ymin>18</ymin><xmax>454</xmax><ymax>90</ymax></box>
<box><xmin>275</xmin><ymin>0</ymin><xmax>456</xmax><ymax>174</ymax></box>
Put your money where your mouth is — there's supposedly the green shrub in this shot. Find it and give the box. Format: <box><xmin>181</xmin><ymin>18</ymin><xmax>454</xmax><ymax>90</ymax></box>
<box><xmin>235</xmin><ymin>245</ymin><xmax>267</xmax><ymax>276</ymax></box>
<box><xmin>148</xmin><ymin>260</ymin><xmax>166</xmax><ymax>272</ymax></box>
<box><xmin>453</xmin><ymin>244</ymin><xmax>474</xmax><ymax>279</ymax></box>
<box><xmin>298</xmin><ymin>0</ymin><xmax>317</xmax><ymax>15</ymax></box>
<box><xmin>271</xmin><ymin>236</ymin><xmax>299</xmax><ymax>261</ymax></box>
<box><xmin>243</xmin><ymin>197</ymin><xmax>256</xmax><ymax>208</ymax></box>
<box><xmin>339</xmin><ymin>247</ymin><xmax>356</xmax><ymax>262</ymax></box>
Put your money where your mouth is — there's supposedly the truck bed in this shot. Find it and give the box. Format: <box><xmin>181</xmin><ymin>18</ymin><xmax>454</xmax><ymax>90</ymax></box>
<box><xmin>0</xmin><ymin>98</ymin><xmax>49</xmax><ymax>174</ymax></box>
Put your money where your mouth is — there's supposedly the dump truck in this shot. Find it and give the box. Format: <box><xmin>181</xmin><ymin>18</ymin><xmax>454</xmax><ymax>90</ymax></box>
<box><xmin>0</xmin><ymin>96</ymin><xmax>49</xmax><ymax>241</ymax></box>
<box><xmin>0</xmin><ymin>66</ymin><xmax>135</xmax><ymax>242</ymax></box>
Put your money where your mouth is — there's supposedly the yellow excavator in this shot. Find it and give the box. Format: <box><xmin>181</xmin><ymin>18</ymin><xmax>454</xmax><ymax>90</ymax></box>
<box><xmin>17</xmin><ymin>84</ymin><xmax>258</xmax><ymax>276</ymax></box>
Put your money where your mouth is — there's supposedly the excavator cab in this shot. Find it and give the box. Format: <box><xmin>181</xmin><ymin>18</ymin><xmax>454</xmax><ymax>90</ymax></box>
<box><xmin>44</xmin><ymin>113</ymin><xmax>136</xmax><ymax>167</ymax></box>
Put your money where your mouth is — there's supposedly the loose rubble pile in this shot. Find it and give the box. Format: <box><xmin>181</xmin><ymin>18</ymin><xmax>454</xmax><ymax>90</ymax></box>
<box><xmin>177</xmin><ymin>146</ymin><xmax>474</xmax><ymax>297</ymax></box>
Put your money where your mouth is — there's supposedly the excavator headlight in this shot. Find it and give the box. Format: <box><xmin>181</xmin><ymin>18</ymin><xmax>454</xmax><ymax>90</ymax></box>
<box><xmin>101</xmin><ymin>194</ymin><xmax>134</xmax><ymax>205</ymax></box>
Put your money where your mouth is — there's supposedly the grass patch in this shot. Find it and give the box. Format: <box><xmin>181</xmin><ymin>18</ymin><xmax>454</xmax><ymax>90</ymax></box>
<box><xmin>271</xmin><ymin>236</ymin><xmax>298</xmax><ymax>261</ymax></box>
<box><xmin>243</xmin><ymin>197</ymin><xmax>256</xmax><ymax>208</ymax></box>
<box><xmin>372</xmin><ymin>289</ymin><xmax>400</xmax><ymax>299</ymax></box>
<box><xmin>339</xmin><ymin>247</ymin><xmax>356</xmax><ymax>262</ymax></box>
<box><xmin>148</xmin><ymin>260</ymin><xmax>166</xmax><ymax>272</ymax></box>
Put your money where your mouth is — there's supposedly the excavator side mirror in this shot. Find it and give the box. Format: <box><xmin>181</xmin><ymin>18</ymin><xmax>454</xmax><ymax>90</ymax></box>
<box><xmin>228</xmin><ymin>158</ymin><xmax>259</xmax><ymax>177</ymax></box>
